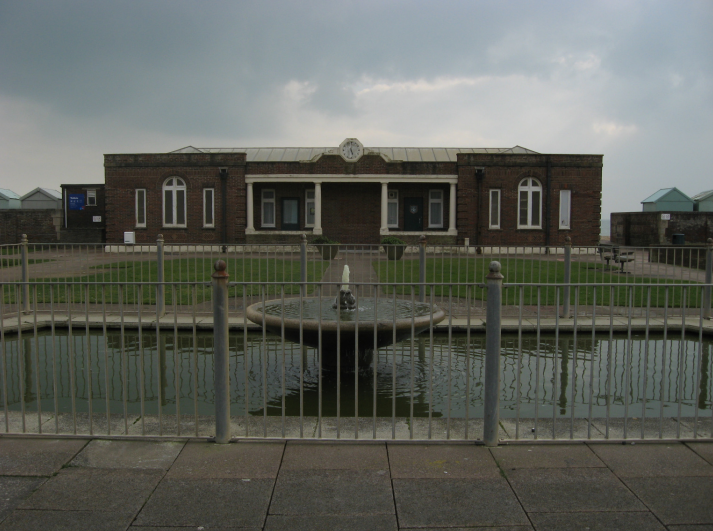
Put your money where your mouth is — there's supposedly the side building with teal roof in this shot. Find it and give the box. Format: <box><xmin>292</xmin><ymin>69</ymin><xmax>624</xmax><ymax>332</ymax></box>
<box><xmin>0</xmin><ymin>189</ymin><xmax>21</xmax><ymax>209</ymax></box>
<box><xmin>641</xmin><ymin>187</ymin><xmax>694</xmax><ymax>212</ymax></box>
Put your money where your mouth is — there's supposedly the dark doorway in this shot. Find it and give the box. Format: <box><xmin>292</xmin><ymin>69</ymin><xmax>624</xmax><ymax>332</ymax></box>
<box><xmin>404</xmin><ymin>197</ymin><xmax>423</xmax><ymax>231</ymax></box>
<box><xmin>281</xmin><ymin>198</ymin><xmax>299</xmax><ymax>230</ymax></box>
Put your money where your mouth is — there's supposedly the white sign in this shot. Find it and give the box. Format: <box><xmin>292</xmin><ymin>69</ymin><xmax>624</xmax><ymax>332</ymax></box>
<box><xmin>661</xmin><ymin>214</ymin><xmax>671</xmax><ymax>220</ymax></box>
<box><xmin>93</xmin><ymin>216</ymin><xmax>102</xmax><ymax>222</ymax></box>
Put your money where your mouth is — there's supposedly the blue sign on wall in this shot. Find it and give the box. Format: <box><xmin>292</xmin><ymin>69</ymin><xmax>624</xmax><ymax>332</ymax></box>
<box><xmin>69</xmin><ymin>194</ymin><xmax>85</xmax><ymax>210</ymax></box>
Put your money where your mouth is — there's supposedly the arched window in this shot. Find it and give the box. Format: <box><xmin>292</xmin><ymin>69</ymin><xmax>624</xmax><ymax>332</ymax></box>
<box><xmin>163</xmin><ymin>177</ymin><xmax>187</xmax><ymax>227</ymax></box>
<box><xmin>518</xmin><ymin>178</ymin><xmax>542</xmax><ymax>229</ymax></box>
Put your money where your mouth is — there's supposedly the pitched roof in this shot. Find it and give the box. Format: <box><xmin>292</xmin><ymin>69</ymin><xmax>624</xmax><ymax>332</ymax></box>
<box><xmin>692</xmin><ymin>190</ymin><xmax>713</xmax><ymax>202</ymax></box>
<box><xmin>0</xmin><ymin>188</ymin><xmax>20</xmax><ymax>200</ymax></box>
<box><xmin>20</xmin><ymin>187</ymin><xmax>62</xmax><ymax>201</ymax></box>
<box><xmin>170</xmin><ymin>145</ymin><xmax>540</xmax><ymax>162</ymax></box>
<box><xmin>641</xmin><ymin>187</ymin><xmax>693</xmax><ymax>204</ymax></box>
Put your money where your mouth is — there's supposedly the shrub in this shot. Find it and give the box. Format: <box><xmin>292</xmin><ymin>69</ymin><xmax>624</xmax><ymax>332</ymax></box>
<box><xmin>380</xmin><ymin>236</ymin><xmax>406</xmax><ymax>245</ymax></box>
<box><xmin>311</xmin><ymin>235</ymin><xmax>339</xmax><ymax>245</ymax></box>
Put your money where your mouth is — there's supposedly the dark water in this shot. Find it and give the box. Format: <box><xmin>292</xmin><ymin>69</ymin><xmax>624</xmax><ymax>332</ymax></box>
<box><xmin>1</xmin><ymin>329</ymin><xmax>711</xmax><ymax>419</ymax></box>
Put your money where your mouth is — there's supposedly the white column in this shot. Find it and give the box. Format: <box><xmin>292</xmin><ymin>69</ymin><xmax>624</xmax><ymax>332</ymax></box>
<box><xmin>380</xmin><ymin>182</ymin><xmax>389</xmax><ymax>235</ymax></box>
<box><xmin>246</xmin><ymin>182</ymin><xmax>255</xmax><ymax>234</ymax></box>
<box><xmin>314</xmin><ymin>182</ymin><xmax>323</xmax><ymax>235</ymax></box>
<box><xmin>448</xmin><ymin>182</ymin><xmax>457</xmax><ymax>235</ymax></box>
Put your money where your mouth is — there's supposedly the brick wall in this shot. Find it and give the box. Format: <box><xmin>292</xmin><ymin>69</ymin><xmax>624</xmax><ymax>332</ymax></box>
<box><xmin>104</xmin><ymin>153</ymin><xmax>246</xmax><ymax>244</ymax></box>
<box><xmin>0</xmin><ymin>210</ymin><xmax>62</xmax><ymax>244</ymax></box>
<box><xmin>104</xmin><ymin>150</ymin><xmax>602</xmax><ymax>247</ymax></box>
<box><xmin>456</xmin><ymin>153</ymin><xmax>602</xmax><ymax>247</ymax></box>
<box><xmin>611</xmin><ymin>211</ymin><xmax>713</xmax><ymax>246</ymax></box>
<box><xmin>61</xmin><ymin>184</ymin><xmax>106</xmax><ymax>230</ymax></box>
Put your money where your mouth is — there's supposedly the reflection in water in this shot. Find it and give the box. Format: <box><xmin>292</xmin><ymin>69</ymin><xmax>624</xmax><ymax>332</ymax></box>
<box><xmin>0</xmin><ymin>329</ymin><xmax>711</xmax><ymax>419</ymax></box>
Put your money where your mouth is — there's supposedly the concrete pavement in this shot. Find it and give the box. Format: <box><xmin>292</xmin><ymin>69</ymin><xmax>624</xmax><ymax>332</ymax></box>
<box><xmin>0</xmin><ymin>436</ymin><xmax>712</xmax><ymax>530</ymax></box>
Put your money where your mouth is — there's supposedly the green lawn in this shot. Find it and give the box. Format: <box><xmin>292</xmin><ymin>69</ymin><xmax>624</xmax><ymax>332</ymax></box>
<box><xmin>0</xmin><ymin>258</ymin><xmax>54</xmax><ymax>268</ymax></box>
<box><xmin>2</xmin><ymin>257</ymin><xmax>331</xmax><ymax>305</ymax></box>
<box><xmin>373</xmin><ymin>257</ymin><xmax>704</xmax><ymax>308</ymax></box>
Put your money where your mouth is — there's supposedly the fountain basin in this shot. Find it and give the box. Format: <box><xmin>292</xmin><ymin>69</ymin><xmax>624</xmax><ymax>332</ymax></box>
<box><xmin>246</xmin><ymin>297</ymin><xmax>446</xmax><ymax>362</ymax></box>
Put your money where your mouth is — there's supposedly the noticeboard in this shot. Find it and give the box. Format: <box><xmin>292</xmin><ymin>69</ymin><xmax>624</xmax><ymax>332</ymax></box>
<box><xmin>68</xmin><ymin>194</ymin><xmax>85</xmax><ymax>210</ymax></box>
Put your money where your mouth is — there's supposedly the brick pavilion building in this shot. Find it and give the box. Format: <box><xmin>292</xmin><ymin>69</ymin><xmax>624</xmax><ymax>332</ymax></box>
<box><xmin>103</xmin><ymin>138</ymin><xmax>602</xmax><ymax>246</ymax></box>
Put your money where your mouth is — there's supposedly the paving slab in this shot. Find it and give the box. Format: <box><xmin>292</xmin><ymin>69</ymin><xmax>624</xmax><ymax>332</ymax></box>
<box><xmin>387</xmin><ymin>443</ymin><xmax>500</xmax><ymax>478</ymax></box>
<box><xmin>505</xmin><ymin>468</ymin><xmax>647</xmax><ymax>513</ymax></box>
<box><xmin>134</xmin><ymin>477</ymin><xmax>274</xmax><ymax>528</ymax></box>
<box><xmin>0</xmin><ymin>510</ymin><xmax>134</xmax><ymax>530</ymax></box>
<box><xmin>623</xmin><ymin>476</ymin><xmax>713</xmax><ymax>525</ymax></box>
<box><xmin>130</xmin><ymin>527</ymin><xmax>255</xmax><ymax>531</ymax></box>
<box><xmin>0</xmin><ymin>477</ymin><xmax>45</xmax><ymax>522</ymax></box>
<box><xmin>314</xmin><ymin>416</ymin><xmax>409</xmax><ymax>440</ymax></box>
<box><xmin>264</xmin><ymin>514</ymin><xmax>398</xmax><ymax>530</ymax></box>
<box><xmin>167</xmin><ymin>440</ymin><xmax>284</xmax><ymax>479</ymax></box>
<box><xmin>500</xmin><ymin>417</ymin><xmax>605</xmax><ymax>440</ymax></box>
<box><xmin>409</xmin><ymin>417</ymin><xmax>510</xmax><ymax>441</ymax></box>
<box><xmin>270</xmin><ymin>470</ymin><xmax>394</xmax><ymax>516</ymax></box>
<box><xmin>127</xmin><ymin>414</ymin><xmax>216</xmax><ymax>438</ymax></box>
<box><xmin>527</xmin><ymin>511</ymin><xmax>666</xmax><ymax>530</ymax></box>
<box><xmin>281</xmin><ymin>442</ymin><xmax>388</xmax><ymax>471</ymax></box>
<box><xmin>667</xmin><ymin>526</ymin><xmax>713</xmax><ymax>531</ymax></box>
<box><xmin>233</xmin><ymin>415</ymin><xmax>319</xmax><ymax>439</ymax></box>
<box><xmin>0</xmin><ymin>411</ymin><xmax>56</xmax><ymax>435</ymax></box>
<box><xmin>18</xmin><ymin>467</ymin><xmax>164</xmax><ymax>515</ymax></box>
<box><xmin>588</xmin><ymin>442</ymin><xmax>713</xmax><ymax>477</ymax></box>
<box><xmin>490</xmin><ymin>443</ymin><xmax>605</xmax><ymax>469</ymax></box>
<box><xmin>70</xmin><ymin>439</ymin><xmax>185</xmax><ymax>470</ymax></box>
<box><xmin>0</xmin><ymin>438</ymin><xmax>87</xmax><ymax>476</ymax></box>
<box><xmin>393</xmin><ymin>477</ymin><xmax>529</xmax><ymax>528</ymax></box>
<box><xmin>686</xmin><ymin>442</ymin><xmax>713</xmax><ymax>466</ymax></box>
<box><xmin>590</xmin><ymin>417</ymin><xmax>694</xmax><ymax>440</ymax></box>
<box><xmin>408</xmin><ymin>527</ymin><xmax>533</xmax><ymax>531</ymax></box>
<box><xmin>44</xmin><ymin>412</ymin><xmax>137</xmax><ymax>436</ymax></box>
<box><xmin>679</xmin><ymin>417</ymin><xmax>713</xmax><ymax>438</ymax></box>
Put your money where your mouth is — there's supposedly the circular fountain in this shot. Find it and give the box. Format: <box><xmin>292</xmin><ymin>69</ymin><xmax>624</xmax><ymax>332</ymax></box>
<box><xmin>246</xmin><ymin>266</ymin><xmax>446</xmax><ymax>366</ymax></box>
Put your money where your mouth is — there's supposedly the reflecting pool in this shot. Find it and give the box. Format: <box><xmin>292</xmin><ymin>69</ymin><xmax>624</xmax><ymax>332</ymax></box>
<box><xmin>1</xmin><ymin>329</ymin><xmax>711</xmax><ymax>419</ymax></box>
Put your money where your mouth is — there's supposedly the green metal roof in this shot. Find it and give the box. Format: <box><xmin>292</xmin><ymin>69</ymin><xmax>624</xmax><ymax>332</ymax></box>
<box><xmin>170</xmin><ymin>145</ymin><xmax>540</xmax><ymax>162</ymax></box>
<box><xmin>641</xmin><ymin>187</ymin><xmax>693</xmax><ymax>204</ymax></box>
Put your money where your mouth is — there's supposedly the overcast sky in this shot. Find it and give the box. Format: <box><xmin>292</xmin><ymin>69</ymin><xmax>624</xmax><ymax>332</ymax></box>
<box><xmin>1</xmin><ymin>1</ymin><xmax>711</xmax><ymax>217</ymax></box>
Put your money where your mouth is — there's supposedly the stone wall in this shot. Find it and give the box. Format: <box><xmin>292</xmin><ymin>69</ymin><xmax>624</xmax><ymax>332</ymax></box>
<box><xmin>611</xmin><ymin>212</ymin><xmax>713</xmax><ymax>246</ymax></box>
<box><xmin>0</xmin><ymin>210</ymin><xmax>62</xmax><ymax>244</ymax></box>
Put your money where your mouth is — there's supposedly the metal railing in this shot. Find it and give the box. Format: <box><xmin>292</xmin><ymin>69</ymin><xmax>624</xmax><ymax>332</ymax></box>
<box><xmin>3</xmin><ymin>235</ymin><xmax>713</xmax><ymax>321</ymax></box>
<box><xmin>1</xmin><ymin>257</ymin><xmax>712</xmax><ymax>442</ymax></box>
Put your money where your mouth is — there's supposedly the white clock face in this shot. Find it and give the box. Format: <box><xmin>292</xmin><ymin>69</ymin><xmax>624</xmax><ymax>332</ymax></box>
<box><xmin>340</xmin><ymin>140</ymin><xmax>362</xmax><ymax>161</ymax></box>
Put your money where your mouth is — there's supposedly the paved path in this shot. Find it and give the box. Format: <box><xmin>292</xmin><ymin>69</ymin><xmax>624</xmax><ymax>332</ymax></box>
<box><xmin>0</xmin><ymin>437</ymin><xmax>712</xmax><ymax>530</ymax></box>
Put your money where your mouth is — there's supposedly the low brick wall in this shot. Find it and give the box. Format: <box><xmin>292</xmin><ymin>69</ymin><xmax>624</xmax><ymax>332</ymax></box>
<box><xmin>649</xmin><ymin>246</ymin><xmax>709</xmax><ymax>271</ymax></box>
<box><xmin>0</xmin><ymin>210</ymin><xmax>62</xmax><ymax>245</ymax></box>
<box><xmin>612</xmin><ymin>211</ymin><xmax>713</xmax><ymax>246</ymax></box>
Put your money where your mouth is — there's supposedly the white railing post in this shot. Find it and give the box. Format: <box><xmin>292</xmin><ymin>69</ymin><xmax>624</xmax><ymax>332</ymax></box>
<box><xmin>20</xmin><ymin>234</ymin><xmax>30</xmax><ymax>314</ymax></box>
<box><xmin>156</xmin><ymin>234</ymin><xmax>165</xmax><ymax>317</ymax></box>
<box><xmin>483</xmin><ymin>260</ymin><xmax>503</xmax><ymax>447</ymax></box>
<box><xmin>705</xmin><ymin>238</ymin><xmax>712</xmax><ymax>320</ymax></box>
<box><xmin>419</xmin><ymin>234</ymin><xmax>426</xmax><ymax>302</ymax></box>
<box><xmin>562</xmin><ymin>235</ymin><xmax>571</xmax><ymax>318</ymax></box>
<box><xmin>212</xmin><ymin>259</ymin><xmax>231</xmax><ymax>443</ymax></box>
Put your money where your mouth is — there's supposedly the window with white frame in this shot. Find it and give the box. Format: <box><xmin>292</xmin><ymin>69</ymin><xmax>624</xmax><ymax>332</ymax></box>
<box><xmin>261</xmin><ymin>189</ymin><xmax>275</xmax><ymax>227</ymax></box>
<box><xmin>428</xmin><ymin>190</ymin><xmax>443</xmax><ymax>228</ymax></box>
<box><xmin>135</xmin><ymin>189</ymin><xmax>146</xmax><ymax>228</ymax></box>
<box><xmin>86</xmin><ymin>189</ymin><xmax>97</xmax><ymax>206</ymax></box>
<box><xmin>489</xmin><ymin>189</ymin><xmax>501</xmax><ymax>229</ymax></box>
<box><xmin>305</xmin><ymin>190</ymin><xmax>315</xmax><ymax>227</ymax></box>
<box><xmin>203</xmin><ymin>188</ymin><xmax>215</xmax><ymax>228</ymax></box>
<box><xmin>518</xmin><ymin>178</ymin><xmax>542</xmax><ymax>229</ymax></box>
<box><xmin>163</xmin><ymin>177</ymin><xmax>187</xmax><ymax>227</ymax></box>
<box><xmin>559</xmin><ymin>189</ymin><xmax>571</xmax><ymax>229</ymax></box>
<box><xmin>387</xmin><ymin>190</ymin><xmax>398</xmax><ymax>227</ymax></box>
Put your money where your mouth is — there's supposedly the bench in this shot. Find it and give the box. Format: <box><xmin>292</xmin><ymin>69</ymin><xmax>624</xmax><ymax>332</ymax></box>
<box><xmin>598</xmin><ymin>243</ymin><xmax>635</xmax><ymax>273</ymax></box>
